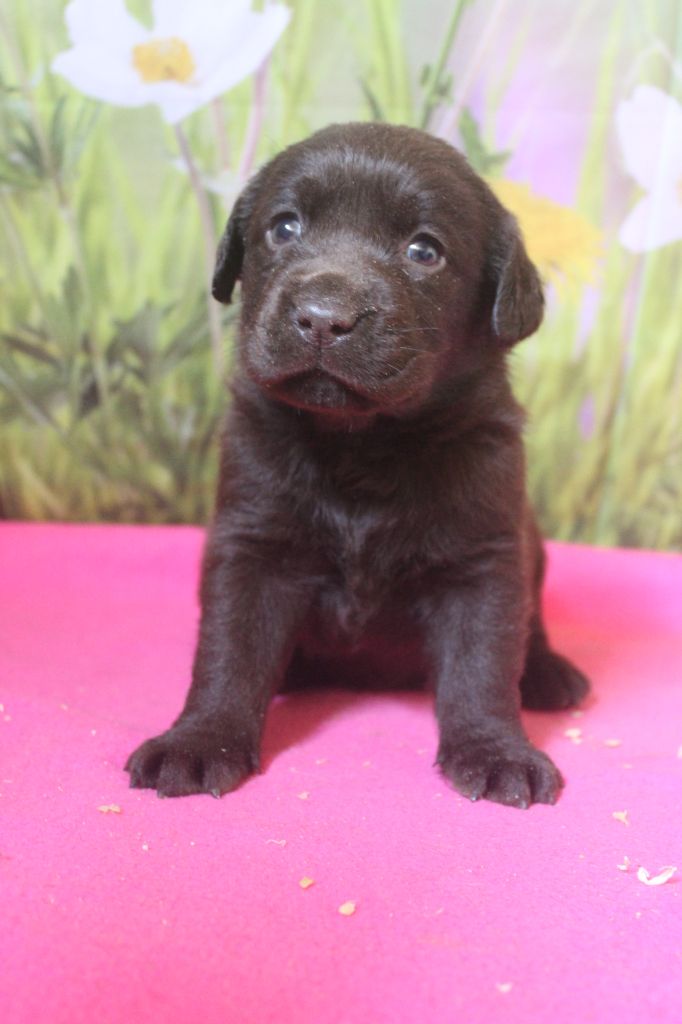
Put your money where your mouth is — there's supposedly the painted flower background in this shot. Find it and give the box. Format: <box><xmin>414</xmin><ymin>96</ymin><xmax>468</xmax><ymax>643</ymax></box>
<box><xmin>615</xmin><ymin>84</ymin><xmax>682</xmax><ymax>252</ymax></box>
<box><xmin>52</xmin><ymin>0</ymin><xmax>290</xmax><ymax>125</ymax></box>
<box><xmin>0</xmin><ymin>0</ymin><xmax>680</xmax><ymax>550</ymax></box>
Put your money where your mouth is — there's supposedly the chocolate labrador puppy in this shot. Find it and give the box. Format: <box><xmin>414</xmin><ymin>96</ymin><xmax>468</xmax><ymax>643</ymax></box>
<box><xmin>126</xmin><ymin>122</ymin><xmax>590</xmax><ymax>808</ymax></box>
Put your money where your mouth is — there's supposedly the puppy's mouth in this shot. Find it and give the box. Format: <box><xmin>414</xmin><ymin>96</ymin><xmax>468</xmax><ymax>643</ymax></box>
<box><xmin>267</xmin><ymin>369</ymin><xmax>377</xmax><ymax>416</ymax></box>
<box><xmin>244</xmin><ymin>313</ymin><xmax>430</xmax><ymax>423</ymax></box>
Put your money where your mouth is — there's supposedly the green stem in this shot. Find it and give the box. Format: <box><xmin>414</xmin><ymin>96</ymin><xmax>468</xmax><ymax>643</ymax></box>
<box><xmin>237</xmin><ymin>57</ymin><xmax>269</xmax><ymax>182</ymax></box>
<box><xmin>593</xmin><ymin>252</ymin><xmax>656</xmax><ymax>542</ymax></box>
<box><xmin>211</xmin><ymin>98</ymin><xmax>231</xmax><ymax>170</ymax></box>
<box><xmin>434</xmin><ymin>0</ymin><xmax>508</xmax><ymax>141</ymax></box>
<box><xmin>419</xmin><ymin>0</ymin><xmax>471</xmax><ymax>130</ymax></box>
<box><xmin>175</xmin><ymin>123</ymin><xmax>224</xmax><ymax>377</ymax></box>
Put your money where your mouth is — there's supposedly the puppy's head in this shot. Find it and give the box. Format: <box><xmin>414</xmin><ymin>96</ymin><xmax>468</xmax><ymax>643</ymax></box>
<box><xmin>213</xmin><ymin>123</ymin><xmax>543</xmax><ymax>424</ymax></box>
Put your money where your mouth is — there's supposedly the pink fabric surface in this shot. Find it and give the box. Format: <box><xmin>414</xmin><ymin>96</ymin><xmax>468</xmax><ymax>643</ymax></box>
<box><xmin>1</xmin><ymin>523</ymin><xmax>681</xmax><ymax>1024</ymax></box>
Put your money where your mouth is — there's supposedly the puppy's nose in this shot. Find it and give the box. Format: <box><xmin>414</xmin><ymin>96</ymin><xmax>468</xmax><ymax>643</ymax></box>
<box><xmin>294</xmin><ymin>299</ymin><xmax>359</xmax><ymax>347</ymax></box>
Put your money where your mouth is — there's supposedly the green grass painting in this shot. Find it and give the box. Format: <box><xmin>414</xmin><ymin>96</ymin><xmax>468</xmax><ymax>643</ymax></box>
<box><xmin>0</xmin><ymin>0</ymin><xmax>680</xmax><ymax>548</ymax></box>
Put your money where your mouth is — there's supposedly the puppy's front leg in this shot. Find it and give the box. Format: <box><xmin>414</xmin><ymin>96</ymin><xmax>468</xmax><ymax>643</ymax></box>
<box><xmin>423</xmin><ymin>568</ymin><xmax>564</xmax><ymax>808</ymax></box>
<box><xmin>126</xmin><ymin>545</ymin><xmax>310</xmax><ymax>798</ymax></box>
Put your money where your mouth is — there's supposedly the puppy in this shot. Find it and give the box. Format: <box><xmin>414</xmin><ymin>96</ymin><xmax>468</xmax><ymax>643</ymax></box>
<box><xmin>126</xmin><ymin>122</ymin><xmax>590</xmax><ymax>808</ymax></box>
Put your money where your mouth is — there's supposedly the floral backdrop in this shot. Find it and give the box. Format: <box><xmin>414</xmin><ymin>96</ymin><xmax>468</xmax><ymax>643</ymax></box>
<box><xmin>1</xmin><ymin>0</ymin><xmax>680</xmax><ymax>549</ymax></box>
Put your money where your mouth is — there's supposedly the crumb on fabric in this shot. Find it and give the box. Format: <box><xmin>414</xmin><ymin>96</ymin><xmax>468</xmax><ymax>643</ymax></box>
<box><xmin>266</xmin><ymin>839</ymin><xmax>287</xmax><ymax>846</ymax></box>
<box><xmin>299</xmin><ymin>877</ymin><xmax>315</xmax><ymax>889</ymax></box>
<box><xmin>612</xmin><ymin>810</ymin><xmax>629</xmax><ymax>826</ymax></box>
<box><xmin>97</xmin><ymin>804</ymin><xmax>122</xmax><ymax>814</ymax></box>
<box><xmin>617</xmin><ymin>856</ymin><xmax>631</xmax><ymax>871</ymax></box>
<box><xmin>636</xmin><ymin>866</ymin><xmax>677</xmax><ymax>887</ymax></box>
<box><xmin>338</xmin><ymin>901</ymin><xmax>356</xmax><ymax>916</ymax></box>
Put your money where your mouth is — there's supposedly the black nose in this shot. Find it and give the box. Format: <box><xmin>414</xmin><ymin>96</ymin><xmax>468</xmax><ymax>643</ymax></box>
<box><xmin>294</xmin><ymin>299</ymin><xmax>359</xmax><ymax>347</ymax></box>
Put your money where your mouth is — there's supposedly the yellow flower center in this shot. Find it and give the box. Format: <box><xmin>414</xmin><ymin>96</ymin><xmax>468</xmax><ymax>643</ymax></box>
<box><xmin>132</xmin><ymin>37</ymin><xmax>195</xmax><ymax>84</ymax></box>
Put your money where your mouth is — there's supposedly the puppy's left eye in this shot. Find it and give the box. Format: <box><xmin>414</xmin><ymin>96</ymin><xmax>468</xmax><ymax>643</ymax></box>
<box><xmin>406</xmin><ymin>236</ymin><xmax>443</xmax><ymax>267</ymax></box>
<box><xmin>268</xmin><ymin>214</ymin><xmax>302</xmax><ymax>246</ymax></box>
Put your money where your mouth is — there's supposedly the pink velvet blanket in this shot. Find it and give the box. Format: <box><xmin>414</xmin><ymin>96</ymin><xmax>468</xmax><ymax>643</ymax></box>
<box><xmin>2</xmin><ymin>523</ymin><xmax>680</xmax><ymax>1023</ymax></box>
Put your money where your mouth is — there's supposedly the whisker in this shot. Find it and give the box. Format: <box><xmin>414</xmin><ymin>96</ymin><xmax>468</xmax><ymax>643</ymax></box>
<box><xmin>377</xmin><ymin>345</ymin><xmax>431</xmax><ymax>357</ymax></box>
<box><xmin>384</xmin><ymin>325</ymin><xmax>441</xmax><ymax>335</ymax></box>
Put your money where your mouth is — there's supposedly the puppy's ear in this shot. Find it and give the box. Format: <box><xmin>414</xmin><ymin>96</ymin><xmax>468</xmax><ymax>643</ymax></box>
<box><xmin>489</xmin><ymin>213</ymin><xmax>544</xmax><ymax>346</ymax></box>
<box><xmin>212</xmin><ymin>173</ymin><xmax>263</xmax><ymax>304</ymax></box>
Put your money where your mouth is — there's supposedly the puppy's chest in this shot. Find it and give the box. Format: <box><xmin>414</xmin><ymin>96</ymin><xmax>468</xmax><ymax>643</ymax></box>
<box><xmin>286</xmin><ymin>447</ymin><xmax>466</xmax><ymax>641</ymax></box>
<box><xmin>323</xmin><ymin>561</ymin><xmax>383</xmax><ymax>642</ymax></box>
<box><xmin>313</xmin><ymin>508</ymin><xmax>422</xmax><ymax>642</ymax></box>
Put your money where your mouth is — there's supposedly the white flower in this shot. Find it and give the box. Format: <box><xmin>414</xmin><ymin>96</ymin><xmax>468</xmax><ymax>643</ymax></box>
<box><xmin>52</xmin><ymin>0</ymin><xmax>290</xmax><ymax>125</ymax></box>
<box><xmin>616</xmin><ymin>84</ymin><xmax>682</xmax><ymax>252</ymax></box>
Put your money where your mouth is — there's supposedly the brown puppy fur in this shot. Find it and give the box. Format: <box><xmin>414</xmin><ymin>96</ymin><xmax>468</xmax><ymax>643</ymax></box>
<box><xmin>126</xmin><ymin>123</ymin><xmax>590</xmax><ymax>808</ymax></box>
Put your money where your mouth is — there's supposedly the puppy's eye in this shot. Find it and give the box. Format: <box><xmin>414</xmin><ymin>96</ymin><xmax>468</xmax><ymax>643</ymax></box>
<box><xmin>406</xmin><ymin>236</ymin><xmax>443</xmax><ymax>267</ymax></box>
<box><xmin>268</xmin><ymin>214</ymin><xmax>302</xmax><ymax>246</ymax></box>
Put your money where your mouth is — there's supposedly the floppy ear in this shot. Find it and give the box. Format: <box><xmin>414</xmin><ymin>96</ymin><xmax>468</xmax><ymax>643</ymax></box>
<box><xmin>212</xmin><ymin>208</ymin><xmax>244</xmax><ymax>304</ymax></box>
<box><xmin>211</xmin><ymin>173</ymin><xmax>264</xmax><ymax>304</ymax></box>
<box><xmin>489</xmin><ymin>213</ymin><xmax>544</xmax><ymax>346</ymax></box>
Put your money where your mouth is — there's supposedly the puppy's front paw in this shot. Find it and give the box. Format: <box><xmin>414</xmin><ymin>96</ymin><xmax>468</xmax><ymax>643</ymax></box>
<box><xmin>437</xmin><ymin>734</ymin><xmax>564</xmax><ymax>808</ymax></box>
<box><xmin>125</xmin><ymin>721</ymin><xmax>259</xmax><ymax>798</ymax></box>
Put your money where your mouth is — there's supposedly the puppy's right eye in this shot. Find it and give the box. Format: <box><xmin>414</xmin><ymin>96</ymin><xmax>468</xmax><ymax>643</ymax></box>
<box><xmin>268</xmin><ymin>215</ymin><xmax>302</xmax><ymax>246</ymax></box>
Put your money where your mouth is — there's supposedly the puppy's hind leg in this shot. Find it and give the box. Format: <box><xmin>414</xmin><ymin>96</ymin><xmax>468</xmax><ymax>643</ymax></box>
<box><xmin>519</xmin><ymin>516</ymin><xmax>590</xmax><ymax>711</ymax></box>
<box><xmin>519</xmin><ymin>614</ymin><xmax>590</xmax><ymax>711</ymax></box>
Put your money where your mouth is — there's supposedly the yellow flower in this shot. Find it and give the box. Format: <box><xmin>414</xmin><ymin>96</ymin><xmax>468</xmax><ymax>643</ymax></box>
<box><xmin>488</xmin><ymin>179</ymin><xmax>603</xmax><ymax>292</ymax></box>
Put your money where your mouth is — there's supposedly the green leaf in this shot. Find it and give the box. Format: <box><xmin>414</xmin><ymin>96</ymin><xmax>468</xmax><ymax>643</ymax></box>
<box><xmin>458</xmin><ymin>107</ymin><xmax>511</xmax><ymax>175</ymax></box>
<box><xmin>358</xmin><ymin>78</ymin><xmax>386</xmax><ymax>121</ymax></box>
<box><xmin>0</xmin><ymin>333</ymin><xmax>60</xmax><ymax>367</ymax></box>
